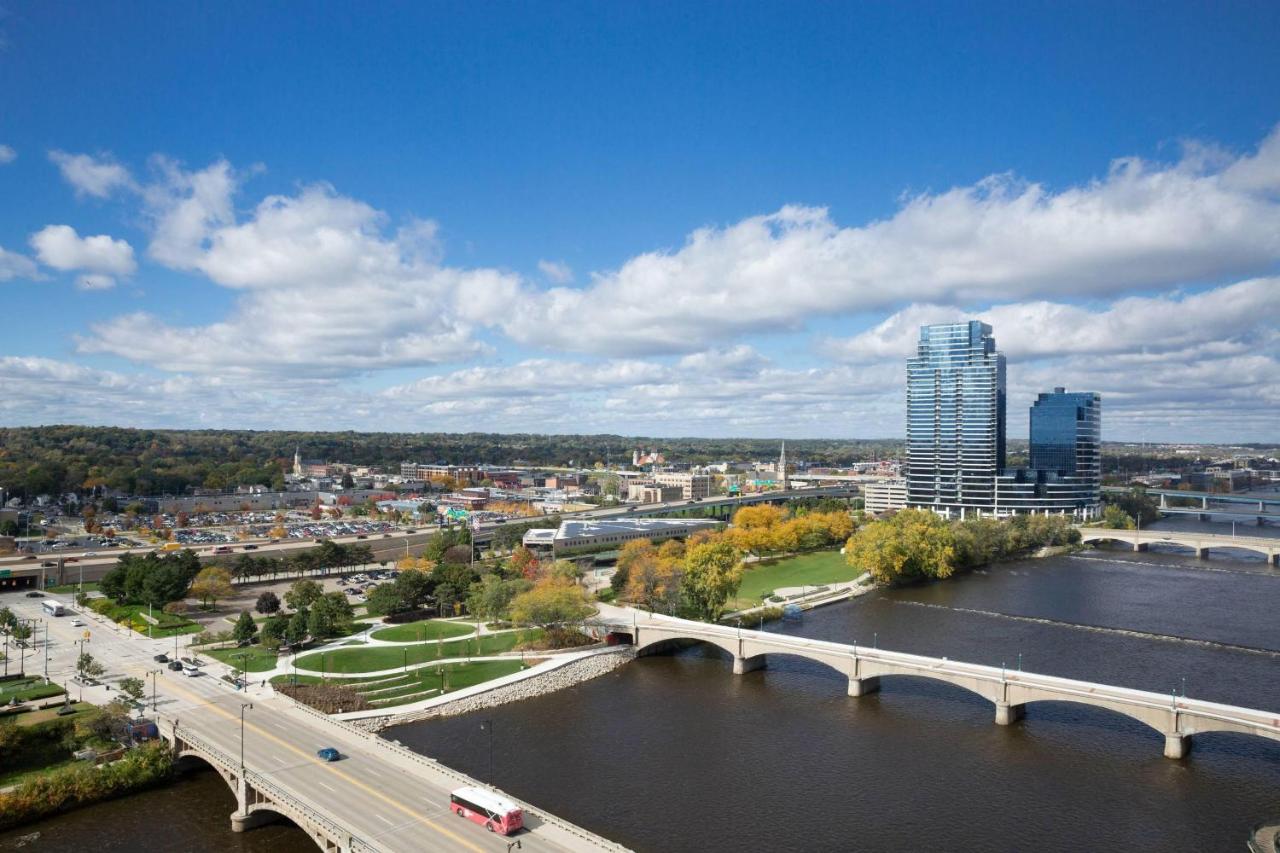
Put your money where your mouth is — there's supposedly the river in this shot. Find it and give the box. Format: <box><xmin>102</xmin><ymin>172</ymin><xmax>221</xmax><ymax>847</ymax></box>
<box><xmin>3</xmin><ymin>520</ymin><xmax>1278</xmax><ymax>852</ymax></box>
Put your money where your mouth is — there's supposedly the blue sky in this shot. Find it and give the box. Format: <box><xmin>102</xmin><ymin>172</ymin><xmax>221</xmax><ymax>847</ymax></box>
<box><xmin>1</xmin><ymin>2</ymin><xmax>1278</xmax><ymax>441</ymax></box>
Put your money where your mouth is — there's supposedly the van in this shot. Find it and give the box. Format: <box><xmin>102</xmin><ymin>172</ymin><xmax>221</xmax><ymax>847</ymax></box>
<box><xmin>161</xmin><ymin>542</ymin><xmax>182</xmax><ymax>552</ymax></box>
<box><xmin>182</xmin><ymin>664</ymin><xmax>201</xmax><ymax>677</ymax></box>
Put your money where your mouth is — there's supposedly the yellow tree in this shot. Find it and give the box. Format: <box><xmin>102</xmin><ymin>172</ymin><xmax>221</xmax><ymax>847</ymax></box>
<box><xmin>844</xmin><ymin>509</ymin><xmax>955</xmax><ymax>585</ymax></box>
<box><xmin>190</xmin><ymin>567</ymin><xmax>234</xmax><ymax>608</ymax></box>
<box><xmin>683</xmin><ymin>539</ymin><xmax>742</xmax><ymax>621</ymax></box>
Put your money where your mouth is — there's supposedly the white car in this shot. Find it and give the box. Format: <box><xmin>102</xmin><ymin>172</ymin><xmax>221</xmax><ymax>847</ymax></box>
<box><xmin>70</xmin><ymin>618</ymin><xmax>85</xmax><ymax>627</ymax></box>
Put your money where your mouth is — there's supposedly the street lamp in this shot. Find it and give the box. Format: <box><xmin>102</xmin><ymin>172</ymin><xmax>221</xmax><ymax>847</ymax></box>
<box><xmin>147</xmin><ymin>669</ymin><xmax>161</xmax><ymax>712</ymax></box>
<box><xmin>239</xmin><ymin>703</ymin><xmax>254</xmax><ymax>777</ymax></box>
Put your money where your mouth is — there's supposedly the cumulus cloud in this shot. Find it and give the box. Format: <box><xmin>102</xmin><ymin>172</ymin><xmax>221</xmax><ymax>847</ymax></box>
<box><xmin>495</xmin><ymin>125</ymin><xmax>1280</xmax><ymax>356</ymax></box>
<box><xmin>82</xmin><ymin>166</ymin><xmax>519</xmax><ymax>375</ymax></box>
<box><xmin>48</xmin><ymin>150</ymin><xmax>136</xmax><ymax>198</ymax></box>
<box><xmin>537</xmin><ymin>259</ymin><xmax>574</xmax><ymax>284</ymax></box>
<box><xmin>29</xmin><ymin>224</ymin><xmax>136</xmax><ymax>290</ymax></box>
<box><xmin>0</xmin><ymin>145</ymin><xmax>15</xmax><ymax>164</ymax></box>
<box><xmin>0</xmin><ymin>246</ymin><xmax>38</xmax><ymax>281</ymax></box>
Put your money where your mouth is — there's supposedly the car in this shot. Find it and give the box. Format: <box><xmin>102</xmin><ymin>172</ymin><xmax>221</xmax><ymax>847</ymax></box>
<box><xmin>167</xmin><ymin>660</ymin><xmax>184</xmax><ymax>671</ymax></box>
<box><xmin>154</xmin><ymin>653</ymin><xmax>169</xmax><ymax>663</ymax></box>
<box><xmin>41</xmin><ymin>561</ymin><xmax>56</xmax><ymax>568</ymax></box>
<box><xmin>355</xmin><ymin>534</ymin><xmax>368</xmax><ymax>539</ymax></box>
<box><xmin>25</xmin><ymin>591</ymin><xmax>43</xmax><ymax>598</ymax></box>
<box><xmin>316</xmin><ymin>747</ymin><xmax>341</xmax><ymax>762</ymax></box>
<box><xmin>83</xmin><ymin>551</ymin><xmax>98</xmax><ymax>557</ymax></box>
<box><xmin>243</xmin><ymin>544</ymin><xmax>258</xmax><ymax>550</ymax></box>
<box><xmin>404</xmin><ymin>528</ymin><xmax>417</xmax><ymax>534</ymax></box>
<box><xmin>70</xmin><ymin>619</ymin><xmax>85</xmax><ymax>627</ymax></box>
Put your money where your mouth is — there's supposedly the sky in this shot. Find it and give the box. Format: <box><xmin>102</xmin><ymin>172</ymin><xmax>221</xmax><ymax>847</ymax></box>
<box><xmin>1</xmin><ymin>2</ymin><xmax>1278</xmax><ymax>443</ymax></box>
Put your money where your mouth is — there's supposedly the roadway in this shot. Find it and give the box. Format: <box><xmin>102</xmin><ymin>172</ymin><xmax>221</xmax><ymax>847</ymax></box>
<box><xmin>2</xmin><ymin>589</ymin><xmax>623</xmax><ymax>852</ymax></box>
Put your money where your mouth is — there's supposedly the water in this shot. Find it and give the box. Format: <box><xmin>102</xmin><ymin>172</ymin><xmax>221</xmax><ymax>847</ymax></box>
<box><xmin>391</xmin><ymin>543</ymin><xmax>1280</xmax><ymax>853</ymax></box>
<box><xmin>4</xmin><ymin>526</ymin><xmax>1278</xmax><ymax>852</ymax></box>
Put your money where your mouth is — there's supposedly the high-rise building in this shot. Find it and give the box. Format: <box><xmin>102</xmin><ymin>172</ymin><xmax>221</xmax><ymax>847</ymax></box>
<box><xmin>905</xmin><ymin>321</ymin><xmax>1006</xmax><ymax>517</ymax></box>
<box><xmin>1030</xmin><ymin>387</ymin><xmax>1101</xmax><ymax>476</ymax></box>
<box><xmin>778</xmin><ymin>441</ymin><xmax>789</xmax><ymax>490</ymax></box>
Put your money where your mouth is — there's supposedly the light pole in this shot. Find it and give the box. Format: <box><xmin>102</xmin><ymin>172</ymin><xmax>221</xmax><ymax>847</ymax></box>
<box><xmin>239</xmin><ymin>703</ymin><xmax>254</xmax><ymax>778</ymax></box>
<box><xmin>147</xmin><ymin>669</ymin><xmax>161</xmax><ymax>712</ymax></box>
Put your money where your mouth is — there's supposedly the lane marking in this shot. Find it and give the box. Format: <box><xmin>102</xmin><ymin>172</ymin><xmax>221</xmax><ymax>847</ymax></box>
<box><xmin>159</xmin><ymin>679</ymin><xmax>488</xmax><ymax>853</ymax></box>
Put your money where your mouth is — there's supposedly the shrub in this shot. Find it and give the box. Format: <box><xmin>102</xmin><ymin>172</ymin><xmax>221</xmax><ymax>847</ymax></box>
<box><xmin>162</xmin><ymin>600</ymin><xmax>189</xmax><ymax>615</ymax></box>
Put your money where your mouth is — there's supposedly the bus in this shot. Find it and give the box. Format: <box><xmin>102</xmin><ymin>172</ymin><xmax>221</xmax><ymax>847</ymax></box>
<box><xmin>449</xmin><ymin>786</ymin><xmax>523</xmax><ymax>836</ymax></box>
<box><xmin>41</xmin><ymin>600</ymin><xmax>66</xmax><ymax>617</ymax></box>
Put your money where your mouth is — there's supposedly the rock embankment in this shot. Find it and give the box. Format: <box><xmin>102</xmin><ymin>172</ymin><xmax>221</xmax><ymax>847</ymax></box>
<box><xmin>351</xmin><ymin>647</ymin><xmax>636</xmax><ymax>732</ymax></box>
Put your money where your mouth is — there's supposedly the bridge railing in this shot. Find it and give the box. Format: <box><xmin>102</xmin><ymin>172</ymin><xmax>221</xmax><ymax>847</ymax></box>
<box><xmin>163</xmin><ymin>720</ymin><xmax>382</xmax><ymax>853</ymax></box>
<box><xmin>619</xmin><ymin>615</ymin><xmax>1280</xmax><ymax>735</ymax></box>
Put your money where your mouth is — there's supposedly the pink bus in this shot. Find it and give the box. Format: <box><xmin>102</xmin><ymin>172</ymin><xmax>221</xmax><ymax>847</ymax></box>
<box><xmin>449</xmin><ymin>786</ymin><xmax>523</xmax><ymax>836</ymax></box>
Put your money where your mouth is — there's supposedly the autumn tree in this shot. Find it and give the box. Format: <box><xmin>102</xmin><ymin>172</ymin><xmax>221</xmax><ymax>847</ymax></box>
<box><xmin>844</xmin><ymin>509</ymin><xmax>956</xmax><ymax>585</ymax></box>
<box><xmin>682</xmin><ymin>539</ymin><xmax>743</xmax><ymax>621</ymax></box>
<box><xmin>508</xmin><ymin>577</ymin><xmax>593</xmax><ymax>644</ymax></box>
<box><xmin>190</xmin><ymin>567</ymin><xmax>234</xmax><ymax>608</ymax></box>
<box><xmin>510</xmin><ymin>546</ymin><xmax>541</xmax><ymax>580</ymax></box>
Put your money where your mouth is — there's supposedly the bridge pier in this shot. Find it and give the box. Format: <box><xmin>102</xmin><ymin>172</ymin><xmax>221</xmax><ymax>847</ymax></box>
<box><xmin>1195</xmin><ymin>546</ymin><xmax>1208</xmax><ymax>559</ymax></box>
<box><xmin>732</xmin><ymin>654</ymin><xmax>767</xmax><ymax>674</ymax></box>
<box><xmin>1132</xmin><ymin>542</ymin><xmax>1148</xmax><ymax>552</ymax></box>
<box><xmin>1163</xmin><ymin>733</ymin><xmax>1191</xmax><ymax>760</ymax></box>
<box><xmin>994</xmin><ymin>702</ymin><xmax>1025</xmax><ymax>726</ymax></box>
<box><xmin>847</xmin><ymin>676</ymin><xmax>880</xmax><ymax>697</ymax></box>
<box><xmin>230</xmin><ymin>809</ymin><xmax>278</xmax><ymax>833</ymax></box>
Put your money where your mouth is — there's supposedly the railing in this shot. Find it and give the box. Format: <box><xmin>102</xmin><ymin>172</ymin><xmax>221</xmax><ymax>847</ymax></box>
<box><xmin>165</xmin><ymin>721</ymin><xmax>382</xmax><ymax>853</ymax></box>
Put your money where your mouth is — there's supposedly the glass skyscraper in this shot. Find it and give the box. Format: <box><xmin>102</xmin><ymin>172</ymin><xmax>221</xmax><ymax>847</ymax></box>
<box><xmin>905</xmin><ymin>321</ymin><xmax>1006</xmax><ymax>517</ymax></box>
<box><xmin>1030</xmin><ymin>387</ymin><xmax>1101</xmax><ymax>476</ymax></box>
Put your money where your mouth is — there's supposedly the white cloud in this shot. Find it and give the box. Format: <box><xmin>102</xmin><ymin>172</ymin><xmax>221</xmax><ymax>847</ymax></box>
<box><xmin>0</xmin><ymin>246</ymin><xmax>38</xmax><ymax>281</ymax></box>
<box><xmin>29</xmin><ymin>224</ymin><xmax>136</xmax><ymax>290</ymax></box>
<box><xmin>496</xmin><ymin>125</ymin><xmax>1280</xmax><ymax>356</ymax></box>
<box><xmin>83</xmin><ymin>169</ymin><xmax>519</xmax><ymax>375</ymax></box>
<box><xmin>537</xmin><ymin>259</ymin><xmax>574</xmax><ymax>284</ymax></box>
<box><xmin>0</xmin><ymin>145</ymin><xmax>15</xmax><ymax>164</ymax></box>
<box><xmin>48</xmin><ymin>150</ymin><xmax>136</xmax><ymax>198</ymax></box>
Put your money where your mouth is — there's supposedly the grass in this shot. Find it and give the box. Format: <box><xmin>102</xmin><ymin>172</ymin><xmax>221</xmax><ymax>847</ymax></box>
<box><xmin>0</xmin><ymin>757</ymin><xmax>86</xmax><ymax>789</ymax></box>
<box><xmin>730</xmin><ymin>549</ymin><xmax>866</xmax><ymax>610</ymax></box>
<box><xmin>294</xmin><ymin>628</ymin><xmax>543</xmax><ymax>674</ymax></box>
<box><xmin>205</xmin><ymin>646</ymin><xmax>279</xmax><ymax>672</ymax></box>
<box><xmin>0</xmin><ymin>676</ymin><xmax>65</xmax><ymax>705</ymax></box>
<box><xmin>271</xmin><ymin>659</ymin><xmax>528</xmax><ymax>707</ymax></box>
<box><xmin>369</xmin><ymin>619</ymin><xmax>474</xmax><ymax>643</ymax></box>
<box><xmin>89</xmin><ymin>601</ymin><xmax>203</xmax><ymax>638</ymax></box>
<box><xmin>46</xmin><ymin>582</ymin><xmax>100</xmax><ymax>594</ymax></box>
<box><xmin>7</xmin><ymin>704</ymin><xmax>95</xmax><ymax>727</ymax></box>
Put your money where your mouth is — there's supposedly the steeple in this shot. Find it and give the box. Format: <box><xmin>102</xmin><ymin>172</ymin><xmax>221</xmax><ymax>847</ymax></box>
<box><xmin>779</xmin><ymin>441</ymin><xmax>789</xmax><ymax>490</ymax></box>
<box><xmin>293</xmin><ymin>446</ymin><xmax>302</xmax><ymax>477</ymax></box>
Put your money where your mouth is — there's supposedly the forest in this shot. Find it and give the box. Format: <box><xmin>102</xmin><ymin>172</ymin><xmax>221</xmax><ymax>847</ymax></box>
<box><xmin>0</xmin><ymin>425</ymin><xmax>901</xmax><ymax>499</ymax></box>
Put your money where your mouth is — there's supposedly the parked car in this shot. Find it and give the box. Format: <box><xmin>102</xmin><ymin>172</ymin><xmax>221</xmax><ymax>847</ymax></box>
<box><xmin>25</xmin><ymin>591</ymin><xmax>43</xmax><ymax>598</ymax></box>
<box><xmin>316</xmin><ymin>747</ymin><xmax>341</xmax><ymax>762</ymax></box>
<box><xmin>154</xmin><ymin>653</ymin><xmax>169</xmax><ymax>663</ymax></box>
<box><xmin>167</xmin><ymin>660</ymin><xmax>184</xmax><ymax>671</ymax></box>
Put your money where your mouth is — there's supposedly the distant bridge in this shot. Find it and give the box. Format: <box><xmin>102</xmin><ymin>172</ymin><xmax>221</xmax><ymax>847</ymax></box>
<box><xmin>1104</xmin><ymin>486</ymin><xmax>1280</xmax><ymax>520</ymax></box>
<box><xmin>595</xmin><ymin>606</ymin><xmax>1280</xmax><ymax>760</ymax></box>
<box><xmin>1078</xmin><ymin>527</ymin><xmax>1280</xmax><ymax>564</ymax></box>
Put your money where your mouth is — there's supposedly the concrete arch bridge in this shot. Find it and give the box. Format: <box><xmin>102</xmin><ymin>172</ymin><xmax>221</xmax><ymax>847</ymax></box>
<box><xmin>1078</xmin><ymin>527</ymin><xmax>1280</xmax><ymax>564</ymax></box>
<box><xmin>597</xmin><ymin>608</ymin><xmax>1280</xmax><ymax>760</ymax></box>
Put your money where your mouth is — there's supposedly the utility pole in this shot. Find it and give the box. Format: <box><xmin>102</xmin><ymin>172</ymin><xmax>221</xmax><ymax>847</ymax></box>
<box><xmin>239</xmin><ymin>703</ymin><xmax>254</xmax><ymax>778</ymax></box>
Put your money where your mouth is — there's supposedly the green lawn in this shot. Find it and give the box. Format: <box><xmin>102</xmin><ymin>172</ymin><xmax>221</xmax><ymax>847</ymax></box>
<box><xmin>0</xmin><ymin>677</ymin><xmax>65</xmax><ymax>704</ymax></box>
<box><xmin>90</xmin><ymin>601</ymin><xmax>203</xmax><ymax>638</ymax></box>
<box><xmin>205</xmin><ymin>646</ymin><xmax>279</xmax><ymax>672</ymax></box>
<box><xmin>294</xmin><ymin>629</ymin><xmax>543</xmax><ymax>674</ymax></box>
<box><xmin>369</xmin><ymin>619</ymin><xmax>474</xmax><ymax>643</ymax></box>
<box><xmin>730</xmin><ymin>549</ymin><xmax>865</xmax><ymax>610</ymax></box>
<box><xmin>272</xmin><ymin>659</ymin><xmax>528</xmax><ymax>707</ymax></box>
<box><xmin>46</xmin><ymin>582</ymin><xmax>100</xmax><ymax>594</ymax></box>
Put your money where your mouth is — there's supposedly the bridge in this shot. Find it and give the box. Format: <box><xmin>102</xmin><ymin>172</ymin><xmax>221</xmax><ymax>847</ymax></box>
<box><xmin>5</xmin><ymin>588</ymin><xmax>626</xmax><ymax>853</ymax></box>
<box><xmin>1103</xmin><ymin>486</ymin><xmax>1280</xmax><ymax>521</ymax></box>
<box><xmin>1078</xmin><ymin>527</ymin><xmax>1280</xmax><ymax>564</ymax></box>
<box><xmin>594</xmin><ymin>605</ymin><xmax>1280</xmax><ymax>760</ymax></box>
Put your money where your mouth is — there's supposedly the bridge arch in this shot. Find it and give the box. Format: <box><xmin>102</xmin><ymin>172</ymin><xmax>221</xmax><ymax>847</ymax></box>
<box><xmin>635</xmin><ymin>633</ymin><xmax>739</xmax><ymax>661</ymax></box>
<box><xmin>175</xmin><ymin>750</ymin><xmax>236</xmax><ymax>791</ymax></box>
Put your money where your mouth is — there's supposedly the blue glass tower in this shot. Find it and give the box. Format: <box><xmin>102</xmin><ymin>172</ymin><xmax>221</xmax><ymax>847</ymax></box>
<box><xmin>905</xmin><ymin>321</ymin><xmax>1006</xmax><ymax>517</ymax></box>
<box><xmin>1030</xmin><ymin>387</ymin><xmax>1101</xmax><ymax>476</ymax></box>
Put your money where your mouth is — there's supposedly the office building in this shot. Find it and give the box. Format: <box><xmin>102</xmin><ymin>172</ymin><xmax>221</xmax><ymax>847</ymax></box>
<box><xmin>863</xmin><ymin>479</ymin><xmax>908</xmax><ymax>514</ymax></box>
<box><xmin>905</xmin><ymin>321</ymin><xmax>1006</xmax><ymax>518</ymax></box>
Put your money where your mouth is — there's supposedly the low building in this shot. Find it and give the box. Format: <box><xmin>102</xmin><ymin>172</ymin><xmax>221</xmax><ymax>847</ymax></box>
<box><xmin>652</xmin><ymin>472</ymin><xmax>711</xmax><ymax>500</ymax></box>
<box><xmin>863</xmin><ymin>480</ymin><xmax>907</xmax><ymax>514</ymax></box>
<box><xmin>626</xmin><ymin>482</ymin><xmax>683</xmax><ymax>503</ymax></box>
<box><xmin>522</xmin><ymin>517</ymin><xmax>722</xmax><ymax>553</ymax></box>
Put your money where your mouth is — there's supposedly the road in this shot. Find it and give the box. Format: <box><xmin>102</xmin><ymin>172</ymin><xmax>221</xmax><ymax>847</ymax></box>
<box><xmin>2</xmin><ymin>589</ymin><xmax>624</xmax><ymax>853</ymax></box>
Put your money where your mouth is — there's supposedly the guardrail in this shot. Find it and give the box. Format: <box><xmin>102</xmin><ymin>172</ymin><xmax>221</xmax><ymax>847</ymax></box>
<box><xmin>163</xmin><ymin>720</ymin><xmax>382</xmax><ymax>853</ymax></box>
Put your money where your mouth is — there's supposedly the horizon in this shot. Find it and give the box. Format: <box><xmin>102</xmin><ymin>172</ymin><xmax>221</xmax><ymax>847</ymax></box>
<box><xmin>2</xmin><ymin>5</ymin><xmax>1279</xmax><ymax>442</ymax></box>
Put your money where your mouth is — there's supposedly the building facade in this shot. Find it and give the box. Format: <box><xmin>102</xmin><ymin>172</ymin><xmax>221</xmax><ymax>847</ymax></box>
<box><xmin>905</xmin><ymin>321</ymin><xmax>1007</xmax><ymax>518</ymax></box>
<box><xmin>652</xmin><ymin>472</ymin><xmax>711</xmax><ymax>500</ymax></box>
<box><xmin>863</xmin><ymin>479</ymin><xmax>908</xmax><ymax>514</ymax></box>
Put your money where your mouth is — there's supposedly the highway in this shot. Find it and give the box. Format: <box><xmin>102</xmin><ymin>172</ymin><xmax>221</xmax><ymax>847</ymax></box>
<box><xmin>2</xmin><ymin>589</ymin><xmax>624</xmax><ymax>852</ymax></box>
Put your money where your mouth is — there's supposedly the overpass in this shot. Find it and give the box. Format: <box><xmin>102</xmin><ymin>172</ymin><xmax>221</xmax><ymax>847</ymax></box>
<box><xmin>1104</xmin><ymin>486</ymin><xmax>1280</xmax><ymax>520</ymax></box>
<box><xmin>3</xmin><ymin>588</ymin><xmax>626</xmax><ymax>853</ymax></box>
<box><xmin>594</xmin><ymin>605</ymin><xmax>1280</xmax><ymax>760</ymax></box>
<box><xmin>546</xmin><ymin>486</ymin><xmax>861</xmax><ymax>525</ymax></box>
<box><xmin>1078</xmin><ymin>527</ymin><xmax>1280</xmax><ymax>564</ymax></box>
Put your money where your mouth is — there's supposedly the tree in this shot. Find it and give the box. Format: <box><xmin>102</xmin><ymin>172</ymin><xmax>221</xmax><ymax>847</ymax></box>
<box><xmin>624</xmin><ymin>551</ymin><xmax>683</xmax><ymax>613</ymax></box>
<box><xmin>119</xmin><ymin>676</ymin><xmax>145</xmax><ymax>705</ymax></box>
<box><xmin>259</xmin><ymin>615</ymin><xmax>286</xmax><ymax>650</ymax></box>
<box><xmin>394</xmin><ymin>569</ymin><xmax>434</xmax><ymax>609</ymax></box>
<box><xmin>190</xmin><ymin>567</ymin><xmax>234</xmax><ymax>608</ymax></box>
<box><xmin>232</xmin><ymin>611</ymin><xmax>259</xmax><ymax>643</ymax></box>
<box><xmin>509</xmin><ymin>546</ymin><xmax>541</xmax><ymax>580</ymax></box>
<box><xmin>365</xmin><ymin>584</ymin><xmax>409</xmax><ymax>617</ymax></box>
<box><xmin>1102</xmin><ymin>503</ymin><xmax>1136</xmax><ymax>529</ymax></box>
<box><xmin>682</xmin><ymin>539</ymin><xmax>743</xmax><ymax>621</ymax></box>
<box><xmin>467</xmin><ymin>574</ymin><xmax>531</xmax><ymax>622</ymax></box>
<box><xmin>285</xmin><ymin>610</ymin><xmax>309</xmax><ymax>646</ymax></box>
<box><xmin>307</xmin><ymin>593</ymin><xmax>354</xmax><ymax>640</ymax></box>
<box><xmin>255</xmin><ymin>590</ymin><xmax>281</xmax><ymax>615</ymax></box>
<box><xmin>509</xmin><ymin>577</ymin><xmax>593</xmax><ymax>632</ymax></box>
<box><xmin>844</xmin><ymin>509</ymin><xmax>956</xmax><ymax>585</ymax></box>
<box><xmin>285</xmin><ymin>579</ymin><xmax>324</xmax><ymax>611</ymax></box>
<box><xmin>77</xmin><ymin>652</ymin><xmax>105</xmax><ymax>680</ymax></box>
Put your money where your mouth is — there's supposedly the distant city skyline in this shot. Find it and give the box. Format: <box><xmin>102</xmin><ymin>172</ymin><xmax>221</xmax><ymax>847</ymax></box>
<box><xmin>1</xmin><ymin>5</ymin><xmax>1278</xmax><ymax>441</ymax></box>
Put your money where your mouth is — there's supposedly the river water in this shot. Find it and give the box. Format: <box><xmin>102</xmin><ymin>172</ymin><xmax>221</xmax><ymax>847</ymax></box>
<box><xmin>3</xmin><ymin>519</ymin><xmax>1278</xmax><ymax>852</ymax></box>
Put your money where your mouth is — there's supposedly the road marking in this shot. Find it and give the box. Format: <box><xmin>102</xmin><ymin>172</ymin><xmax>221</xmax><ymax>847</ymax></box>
<box><xmin>159</xmin><ymin>679</ymin><xmax>488</xmax><ymax>853</ymax></box>
<box><xmin>375</xmin><ymin>813</ymin><xmax>394</xmax><ymax>825</ymax></box>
